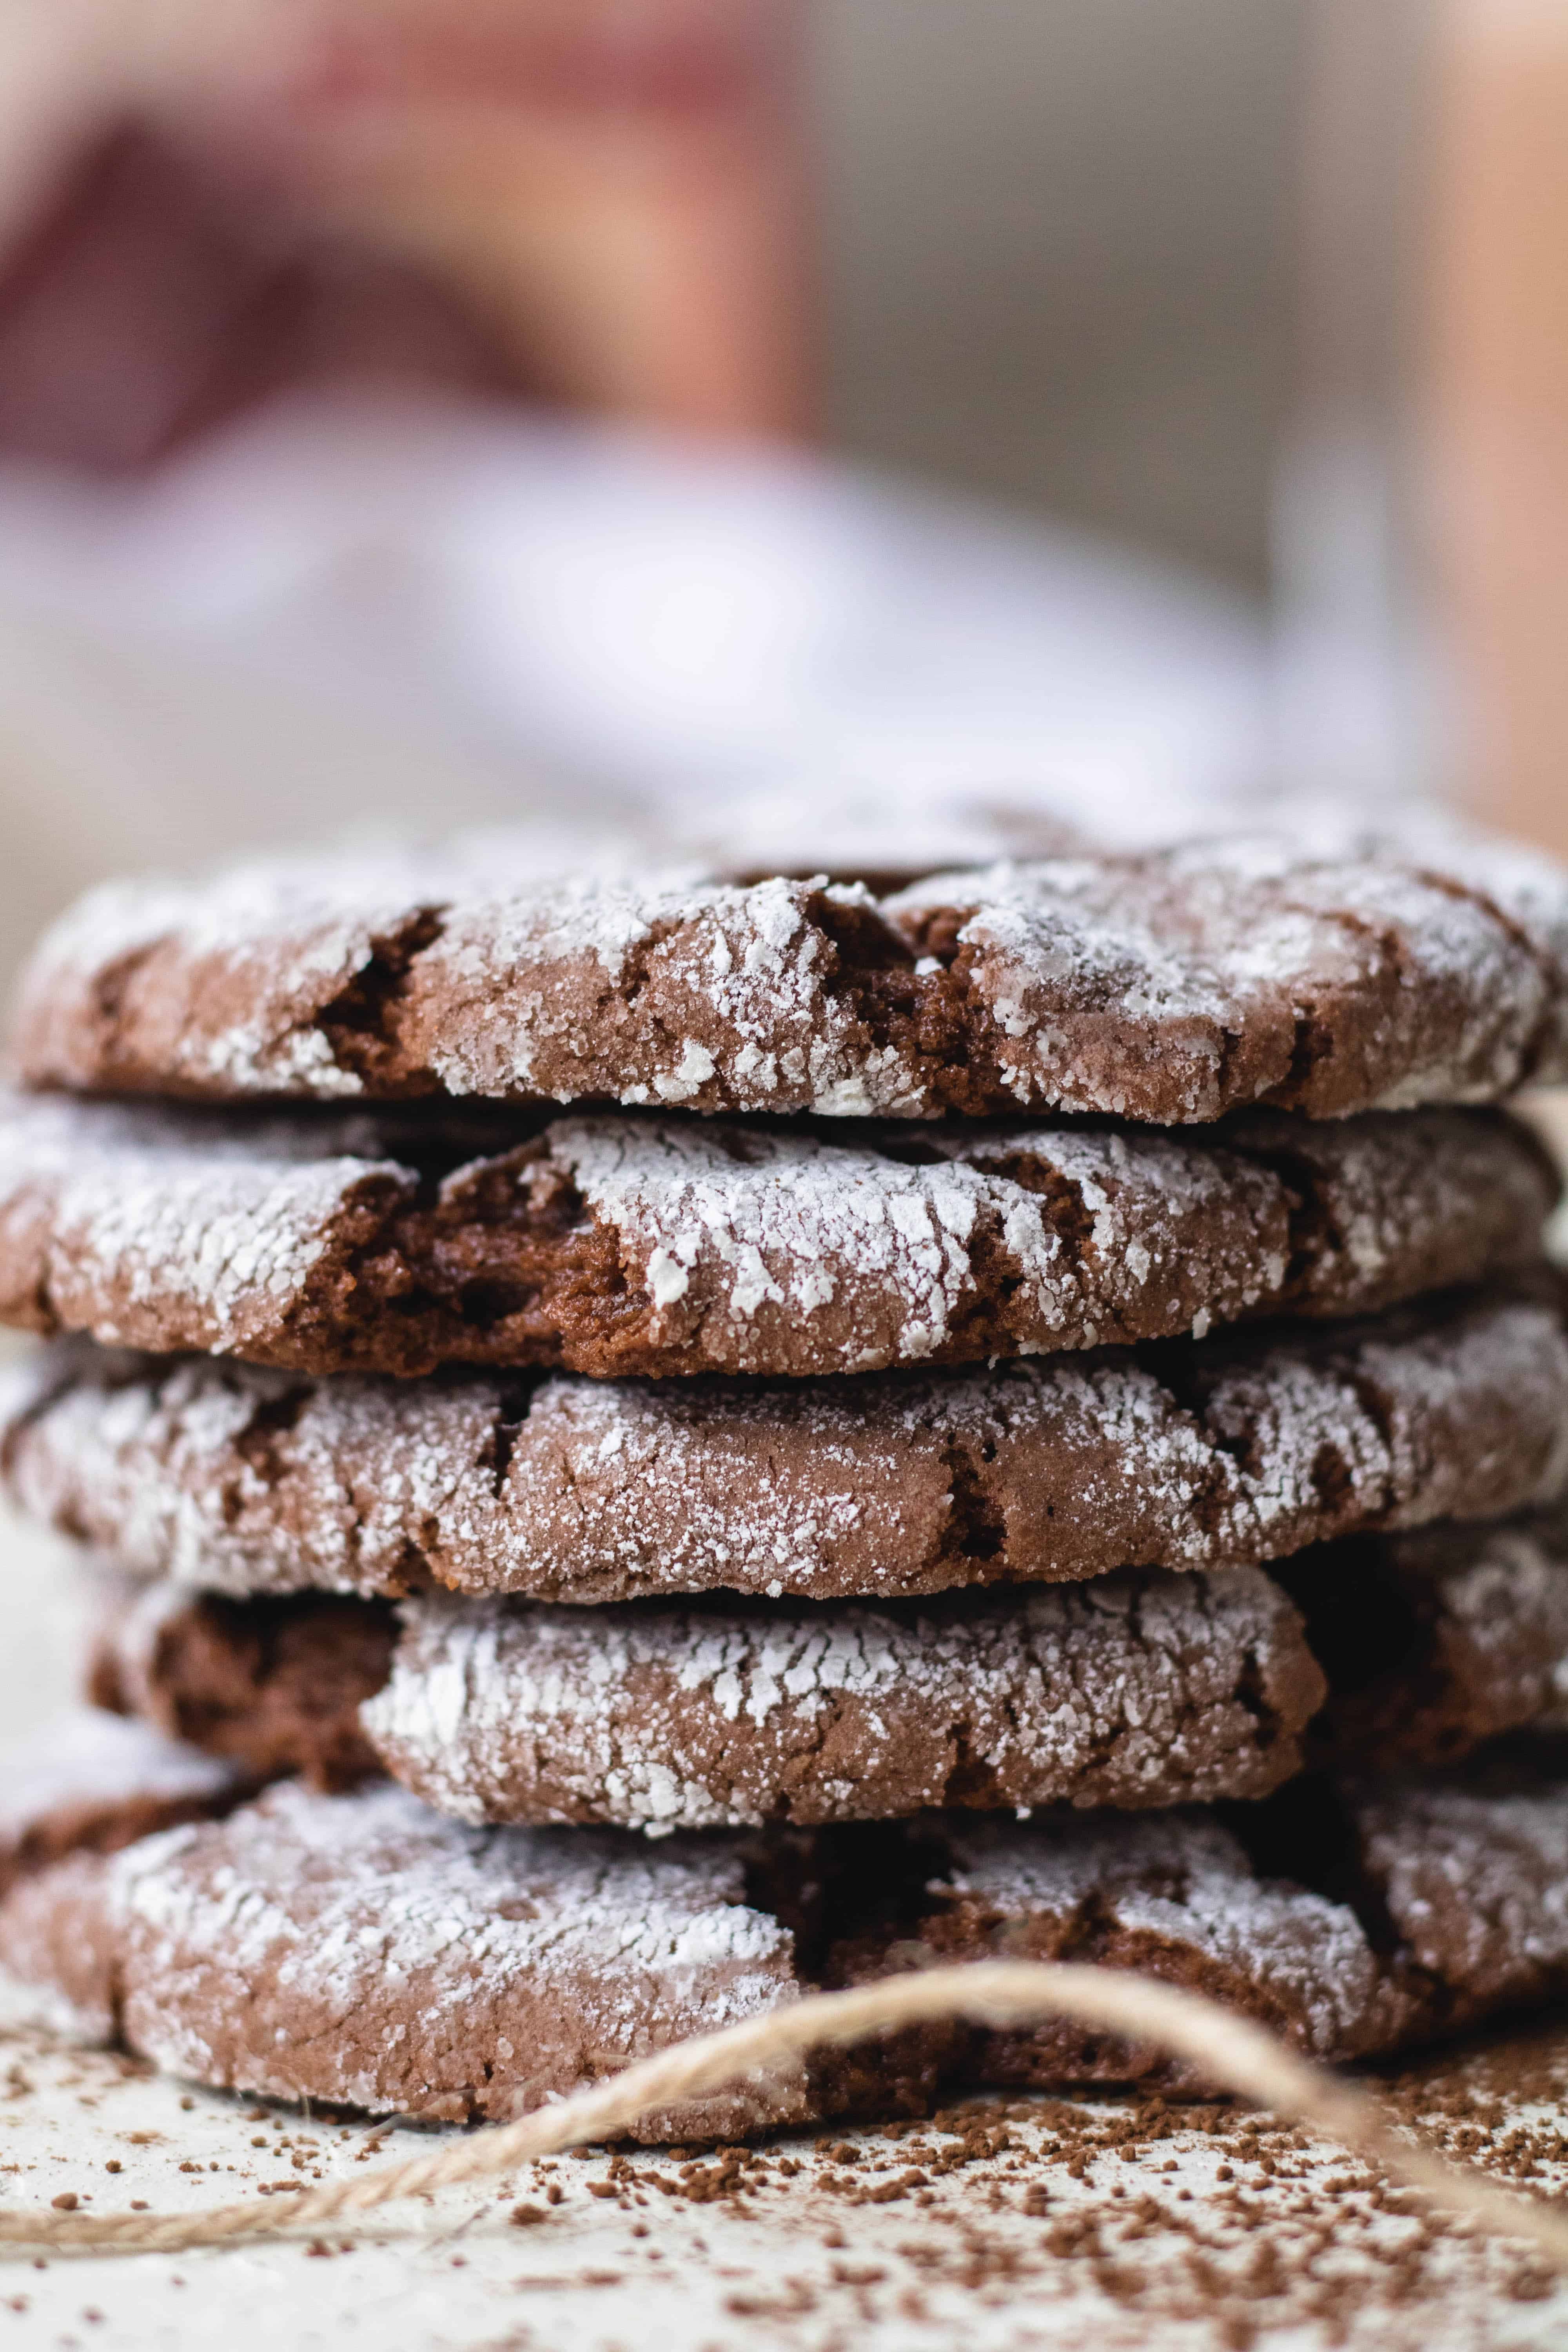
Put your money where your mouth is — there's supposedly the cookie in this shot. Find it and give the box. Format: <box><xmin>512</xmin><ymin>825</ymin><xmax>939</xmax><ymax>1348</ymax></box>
<box><xmin>840</xmin><ymin>1810</ymin><xmax>1405</xmax><ymax>2075</ymax></box>
<box><xmin>0</xmin><ymin>1772</ymin><xmax>810</xmax><ymax>2137</ymax></box>
<box><xmin>11</xmin><ymin>1284</ymin><xmax>1568</xmax><ymax>1602</ymax></box>
<box><xmin>2</xmin><ymin>1094</ymin><xmax>1548</xmax><ymax>1380</ymax></box>
<box><xmin>848</xmin><ymin>1756</ymin><xmax>1568</xmax><ymax>2081</ymax></box>
<box><xmin>1287</xmin><ymin>1507</ymin><xmax>1568</xmax><ymax>1771</ymax></box>
<box><xmin>355</xmin><ymin>1569</ymin><xmax>1326</xmax><ymax>1829</ymax></box>
<box><xmin>15</xmin><ymin>829</ymin><xmax>1568</xmax><ymax>1120</ymax></box>
<box><xmin>0</xmin><ymin>1708</ymin><xmax>245</xmax><ymax>1899</ymax></box>
<box><xmin>1346</xmin><ymin>1758</ymin><xmax>1568</xmax><ymax>2032</ymax></box>
<box><xmin>87</xmin><ymin>1506</ymin><xmax>1568</xmax><ymax>1822</ymax></box>
<box><xmin>5</xmin><ymin>1735</ymin><xmax>1567</xmax><ymax>2126</ymax></box>
<box><xmin>87</xmin><ymin>1584</ymin><xmax>394</xmax><ymax>1793</ymax></box>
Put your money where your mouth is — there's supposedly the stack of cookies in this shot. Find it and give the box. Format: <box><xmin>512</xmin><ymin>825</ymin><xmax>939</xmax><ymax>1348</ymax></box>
<box><xmin>4</xmin><ymin>827</ymin><xmax>1568</xmax><ymax>2136</ymax></box>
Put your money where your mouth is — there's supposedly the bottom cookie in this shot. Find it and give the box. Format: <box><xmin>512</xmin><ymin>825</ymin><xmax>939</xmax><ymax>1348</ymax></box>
<box><xmin>0</xmin><ymin>1753</ymin><xmax>811</xmax><ymax>2141</ymax></box>
<box><xmin>2</xmin><ymin>1717</ymin><xmax>1566</xmax><ymax>2134</ymax></box>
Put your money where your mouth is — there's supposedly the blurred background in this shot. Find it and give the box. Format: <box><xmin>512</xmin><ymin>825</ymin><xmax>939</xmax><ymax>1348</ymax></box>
<box><xmin>0</xmin><ymin>0</ymin><xmax>1566</xmax><ymax>994</ymax></box>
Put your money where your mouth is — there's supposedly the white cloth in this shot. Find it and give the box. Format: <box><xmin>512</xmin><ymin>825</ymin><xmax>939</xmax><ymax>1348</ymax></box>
<box><xmin>0</xmin><ymin>386</ymin><xmax>1280</xmax><ymax>969</ymax></box>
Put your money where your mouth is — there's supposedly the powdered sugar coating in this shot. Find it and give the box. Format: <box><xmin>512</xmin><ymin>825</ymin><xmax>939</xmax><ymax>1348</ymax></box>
<box><xmin>16</xmin><ymin>828</ymin><xmax>1568</xmax><ymax>1120</ymax></box>
<box><xmin>9</xmin><ymin>1287</ymin><xmax>1567</xmax><ymax>1601</ymax></box>
<box><xmin>547</xmin><ymin>1113</ymin><xmax>1290</xmax><ymax>1369</ymax></box>
<box><xmin>0</xmin><ymin>1091</ymin><xmax>1552</xmax><ymax>1378</ymax></box>
<box><xmin>917</xmin><ymin>1766</ymin><xmax>1568</xmax><ymax>2074</ymax></box>
<box><xmin>419</xmin><ymin>871</ymin><xmax>913</xmax><ymax>1114</ymax></box>
<box><xmin>887</xmin><ymin>839</ymin><xmax>1568</xmax><ymax>1118</ymax></box>
<box><xmin>359</xmin><ymin>1568</ymin><xmax>1322</xmax><ymax>1833</ymax></box>
<box><xmin>11</xmin><ymin>836</ymin><xmax>622</xmax><ymax>1100</ymax></box>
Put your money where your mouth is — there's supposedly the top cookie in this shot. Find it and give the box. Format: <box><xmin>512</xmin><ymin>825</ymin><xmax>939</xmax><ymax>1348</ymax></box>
<box><xmin>14</xmin><ymin>826</ymin><xmax>1568</xmax><ymax>1122</ymax></box>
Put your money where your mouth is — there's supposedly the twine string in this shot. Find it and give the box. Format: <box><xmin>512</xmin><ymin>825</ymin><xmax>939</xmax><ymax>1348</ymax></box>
<box><xmin>2</xmin><ymin>1961</ymin><xmax>1566</xmax><ymax>2264</ymax></box>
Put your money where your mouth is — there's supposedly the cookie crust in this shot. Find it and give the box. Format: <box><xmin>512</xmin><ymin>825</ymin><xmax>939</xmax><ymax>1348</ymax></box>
<box><xmin>88</xmin><ymin>1586</ymin><xmax>394</xmax><ymax>1793</ymax></box>
<box><xmin>2</xmin><ymin>1095</ymin><xmax>1549</xmax><ymax>1380</ymax></box>
<box><xmin>11</xmin><ymin>1284</ymin><xmax>1568</xmax><ymax>1602</ymax></box>
<box><xmin>15</xmin><ymin>831</ymin><xmax>1568</xmax><ymax>1121</ymax></box>
<box><xmin>1288</xmin><ymin>1508</ymin><xmax>1568</xmax><ymax>1771</ymax></box>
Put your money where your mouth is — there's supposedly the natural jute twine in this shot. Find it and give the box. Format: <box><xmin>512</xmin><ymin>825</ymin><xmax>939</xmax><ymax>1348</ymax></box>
<box><xmin>2</xmin><ymin>1962</ymin><xmax>1566</xmax><ymax>2264</ymax></box>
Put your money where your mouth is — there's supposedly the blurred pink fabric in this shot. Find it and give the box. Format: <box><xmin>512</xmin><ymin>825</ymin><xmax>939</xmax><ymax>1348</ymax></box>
<box><xmin>0</xmin><ymin>0</ymin><xmax>811</xmax><ymax>470</ymax></box>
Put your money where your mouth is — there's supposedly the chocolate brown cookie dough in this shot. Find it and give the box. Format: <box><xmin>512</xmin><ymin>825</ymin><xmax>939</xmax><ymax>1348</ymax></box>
<box><xmin>15</xmin><ymin>829</ymin><xmax>1568</xmax><ymax>1120</ymax></box>
<box><xmin>11</xmin><ymin>1285</ymin><xmax>1568</xmax><ymax>1602</ymax></box>
<box><xmin>1</xmin><ymin>1094</ymin><xmax>1550</xmax><ymax>1379</ymax></box>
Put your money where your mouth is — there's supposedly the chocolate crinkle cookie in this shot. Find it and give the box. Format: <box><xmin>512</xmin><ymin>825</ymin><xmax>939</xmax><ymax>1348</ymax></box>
<box><xmin>8</xmin><ymin>816</ymin><xmax>1568</xmax><ymax>2137</ymax></box>
<box><xmin>13</xmin><ymin>828</ymin><xmax>1568</xmax><ymax>1121</ymax></box>
<box><xmin>834</xmin><ymin>1752</ymin><xmax>1568</xmax><ymax>2086</ymax></box>
<box><xmin>87</xmin><ymin>1583</ymin><xmax>396</xmax><ymax>1795</ymax></box>
<box><xmin>90</xmin><ymin>1564</ymin><xmax>1328</xmax><ymax>1827</ymax></box>
<box><xmin>0</xmin><ymin>1762</ymin><xmax>811</xmax><ymax>2139</ymax></box>
<box><xmin>9</xmin><ymin>1281</ymin><xmax>1567</xmax><ymax>1602</ymax></box>
<box><xmin>3</xmin><ymin>1715</ymin><xmax>1568</xmax><ymax>2130</ymax></box>
<box><xmin>82</xmin><ymin>1504</ymin><xmax>1568</xmax><ymax>1828</ymax></box>
<box><xmin>0</xmin><ymin>1093</ymin><xmax>1552</xmax><ymax>1378</ymax></box>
